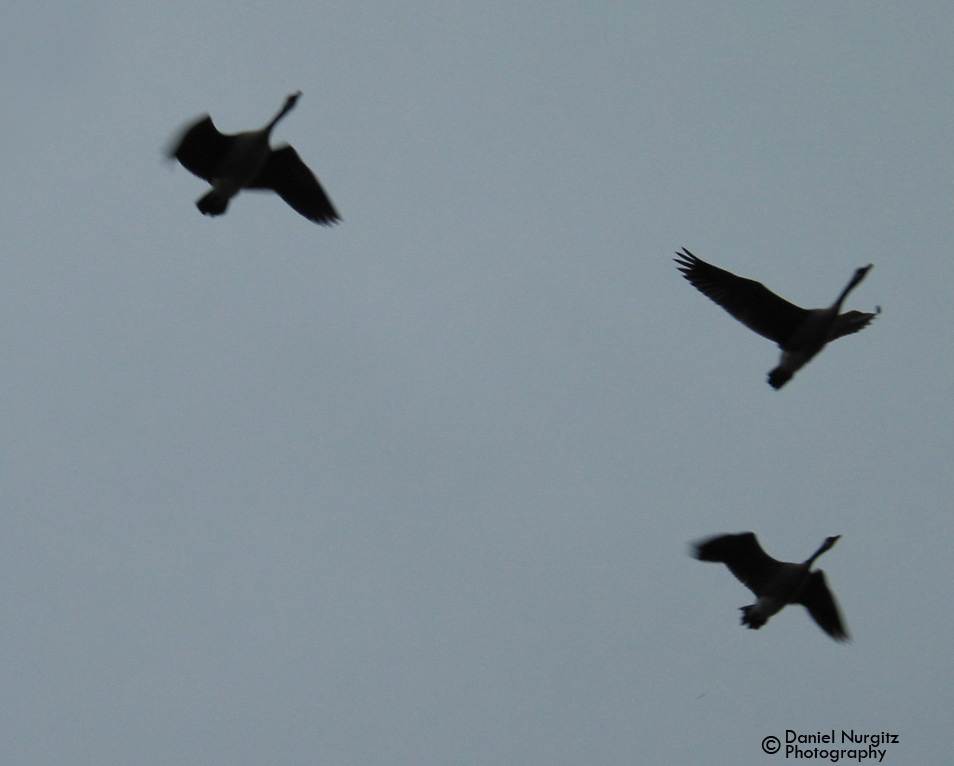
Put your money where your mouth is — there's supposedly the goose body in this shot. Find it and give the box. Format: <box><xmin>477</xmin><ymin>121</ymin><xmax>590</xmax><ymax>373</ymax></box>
<box><xmin>675</xmin><ymin>248</ymin><xmax>877</xmax><ymax>388</ymax></box>
<box><xmin>167</xmin><ymin>92</ymin><xmax>340</xmax><ymax>225</ymax></box>
<box><xmin>692</xmin><ymin>532</ymin><xmax>849</xmax><ymax>642</ymax></box>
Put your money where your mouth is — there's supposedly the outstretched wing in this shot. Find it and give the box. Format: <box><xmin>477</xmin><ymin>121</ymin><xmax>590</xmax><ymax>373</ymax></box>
<box><xmin>796</xmin><ymin>570</ymin><xmax>850</xmax><ymax>642</ymax></box>
<box><xmin>675</xmin><ymin>248</ymin><xmax>807</xmax><ymax>345</ymax></box>
<box><xmin>249</xmin><ymin>145</ymin><xmax>341</xmax><ymax>225</ymax></box>
<box><xmin>692</xmin><ymin>532</ymin><xmax>783</xmax><ymax>596</ymax></box>
<box><xmin>166</xmin><ymin>115</ymin><xmax>235</xmax><ymax>182</ymax></box>
<box><xmin>830</xmin><ymin>307</ymin><xmax>880</xmax><ymax>342</ymax></box>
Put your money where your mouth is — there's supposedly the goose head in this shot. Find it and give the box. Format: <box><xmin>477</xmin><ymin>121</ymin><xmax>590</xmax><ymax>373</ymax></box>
<box><xmin>833</xmin><ymin>265</ymin><xmax>873</xmax><ymax>310</ymax></box>
<box><xmin>266</xmin><ymin>91</ymin><xmax>302</xmax><ymax>132</ymax></box>
<box><xmin>282</xmin><ymin>91</ymin><xmax>302</xmax><ymax>113</ymax></box>
<box><xmin>805</xmin><ymin>534</ymin><xmax>841</xmax><ymax>567</ymax></box>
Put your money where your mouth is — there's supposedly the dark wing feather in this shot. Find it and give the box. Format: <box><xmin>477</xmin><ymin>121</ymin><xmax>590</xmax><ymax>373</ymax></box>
<box><xmin>829</xmin><ymin>307</ymin><xmax>879</xmax><ymax>342</ymax></box>
<box><xmin>796</xmin><ymin>570</ymin><xmax>850</xmax><ymax>642</ymax></box>
<box><xmin>675</xmin><ymin>249</ymin><xmax>807</xmax><ymax>345</ymax></box>
<box><xmin>248</xmin><ymin>145</ymin><xmax>340</xmax><ymax>225</ymax></box>
<box><xmin>692</xmin><ymin>532</ymin><xmax>782</xmax><ymax>596</ymax></box>
<box><xmin>167</xmin><ymin>115</ymin><xmax>235</xmax><ymax>182</ymax></box>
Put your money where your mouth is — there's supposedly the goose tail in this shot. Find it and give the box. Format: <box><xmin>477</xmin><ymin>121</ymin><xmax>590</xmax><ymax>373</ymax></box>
<box><xmin>196</xmin><ymin>190</ymin><xmax>230</xmax><ymax>216</ymax></box>
<box><xmin>767</xmin><ymin>366</ymin><xmax>793</xmax><ymax>389</ymax></box>
<box><xmin>740</xmin><ymin>605</ymin><xmax>767</xmax><ymax>630</ymax></box>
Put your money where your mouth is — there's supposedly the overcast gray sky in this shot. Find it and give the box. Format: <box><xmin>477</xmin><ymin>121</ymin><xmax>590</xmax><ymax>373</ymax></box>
<box><xmin>2</xmin><ymin>3</ymin><xmax>952</xmax><ymax>764</ymax></box>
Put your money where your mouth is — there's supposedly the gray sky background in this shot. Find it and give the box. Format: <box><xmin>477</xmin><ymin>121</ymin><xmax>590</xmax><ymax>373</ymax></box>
<box><xmin>2</xmin><ymin>3</ymin><xmax>952</xmax><ymax>763</ymax></box>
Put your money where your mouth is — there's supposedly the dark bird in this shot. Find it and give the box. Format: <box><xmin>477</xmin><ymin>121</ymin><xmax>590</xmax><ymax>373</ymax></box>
<box><xmin>675</xmin><ymin>248</ymin><xmax>877</xmax><ymax>388</ymax></box>
<box><xmin>166</xmin><ymin>91</ymin><xmax>340</xmax><ymax>225</ymax></box>
<box><xmin>691</xmin><ymin>532</ymin><xmax>849</xmax><ymax>642</ymax></box>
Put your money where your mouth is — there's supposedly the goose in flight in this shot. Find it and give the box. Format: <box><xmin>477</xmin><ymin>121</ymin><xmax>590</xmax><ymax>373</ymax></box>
<box><xmin>692</xmin><ymin>532</ymin><xmax>850</xmax><ymax>642</ymax></box>
<box><xmin>167</xmin><ymin>91</ymin><xmax>340</xmax><ymax>225</ymax></box>
<box><xmin>674</xmin><ymin>248</ymin><xmax>877</xmax><ymax>388</ymax></box>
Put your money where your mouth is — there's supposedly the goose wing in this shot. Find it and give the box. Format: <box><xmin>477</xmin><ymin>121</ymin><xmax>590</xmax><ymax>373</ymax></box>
<box><xmin>166</xmin><ymin>115</ymin><xmax>235</xmax><ymax>182</ymax></box>
<box><xmin>693</xmin><ymin>532</ymin><xmax>783</xmax><ymax>596</ymax></box>
<box><xmin>829</xmin><ymin>308</ymin><xmax>879</xmax><ymax>342</ymax></box>
<box><xmin>796</xmin><ymin>570</ymin><xmax>850</xmax><ymax>642</ymax></box>
<box><xmin>675</xmin><ymin>249</ymin><xmax>807</xmax><ymax>345</ymax></box>
<box><xmin>248</xmin><ymin>145</ymin><xmax>341</xmax><ymax>225</ymax></box>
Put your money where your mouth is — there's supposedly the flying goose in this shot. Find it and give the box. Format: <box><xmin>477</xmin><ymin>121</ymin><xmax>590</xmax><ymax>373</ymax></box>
<box><xmin>674</xmin><ymin>248</ymin><xmax>878</xmax><ymax>388</ymax></box>
<box><xmin>167</xmin><ymin>91</ymin><xmax>340</xmax><ymax>225</ymax></box>
<box><xmin>692</xmin><ymin>532</ymin><xmax>849</xmax><ymax>642</ymax></box>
